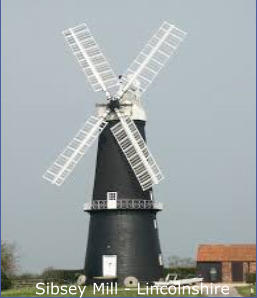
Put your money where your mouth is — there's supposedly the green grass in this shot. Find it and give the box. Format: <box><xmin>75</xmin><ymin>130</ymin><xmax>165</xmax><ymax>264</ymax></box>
<box><xmin>1</xmin><ymin>285</ymin><xmax>203</xmax><ymax>297</ymax></box>
<box><xmin>236</xmin><ymin>284</ymin><xmax>256</xmax><ymax>297</ymax></box>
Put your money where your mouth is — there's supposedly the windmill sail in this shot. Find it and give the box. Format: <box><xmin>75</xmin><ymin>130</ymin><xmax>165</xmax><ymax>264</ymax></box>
<box><xmin>43</xmin><ymin>115</ymin><xmax>108</xmax><ymax>186</ymax></box>
<box><xmin>111</xmin><ymin>112</ymin><xmax>163</xmax><ymax>191</ymax></box>
<box><xmin>118</xmin><ymin>21</ymin><xmax>186</xmax><ymax>97</ymax></box>
<box><xmin>63</xmin><ymin>23</ymin><xmax>118</xmax><ymax>96</ymax></box>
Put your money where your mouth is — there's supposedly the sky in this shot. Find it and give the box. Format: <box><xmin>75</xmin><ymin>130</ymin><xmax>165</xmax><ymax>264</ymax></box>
<box><xmin>2</xmin><ymin>0</ymin><xmax>256</xmax><ymax>274</ymax></box>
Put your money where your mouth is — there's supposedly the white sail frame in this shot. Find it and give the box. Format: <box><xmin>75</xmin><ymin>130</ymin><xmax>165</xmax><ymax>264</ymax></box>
<box><xmin>118</xmin><ymin>21</ymin><xmax>187</xmax><ymax>97</ymax></box>
<box><xmin>43</xmin><ymin>115</ymin><xmax>108</xmax><ymax>186</ymax></box>
<box><xmin>111</xmin><ymin>111</ymin><xmax>163</xmax><ymax>191</ymax></box>
<box><xmin>63</xmin><ymin>23</ymin><xmax>118</xmax><ymax>96</ymax></box>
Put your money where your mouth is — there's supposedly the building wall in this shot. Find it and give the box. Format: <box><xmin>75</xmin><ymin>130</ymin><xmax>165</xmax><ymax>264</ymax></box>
<box><xmin>249</xmin><ymin>262</ymin><xmax>256</xmax><ymax>273</ymax></box>
<box><xmin>243</xmin><ymin>262</ymin><xmax>249</xmax><ymax>280</ymax></box>
<box><xmin>85</xmin><ymin>210</ymin><xmax>163</xmax><ymax>284</ymax></box>
<box><xmin>199</xmin><ymin>261</ymin><xmax>256</xmax><ymax>283</ymax></box>
<box><xmin>197</xmin><ymin>262</ymin><xmax>222</xmax><ymax>282</ymax></box>
<box><xmin>222</xmin><ymin>262</ymin><xmax>231</xmax><ymax>282</ymax></box>
<box><xmin>222</xmin><ymin>261</ymin><xmax>256</xmax><ymax>282</ymax></box>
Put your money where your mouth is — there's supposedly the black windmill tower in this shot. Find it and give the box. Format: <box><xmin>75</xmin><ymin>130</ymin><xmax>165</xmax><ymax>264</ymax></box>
<box><xmin>43</xmin><ymin>21</ymin><xmax>186</xmax><ymax>285</ymax></box>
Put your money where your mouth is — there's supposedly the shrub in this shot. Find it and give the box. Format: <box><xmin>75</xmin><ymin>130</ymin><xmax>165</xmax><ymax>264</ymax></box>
<box><xmin>163</xmin><ymin>267</ymin><xmax>196</xmax><ymax>279</ymax></box>
<box><xmin>246</xmin><ymin>273</ymin><xmax>256</xmax><ymax>284</ymax></box>
<box><xmin>1</xmin><ymin>270</ymin><xmax>12</xmax><ymax>290</ymax></box>
<box><xmin>15</xmin><ymin>273</ymin><xmax>40</xmax><ymax>280</ymax></box>
<box><xmin>41</xmin><ymin>268</ymin><xmax>84</xmax><ymax>284</ymax></box>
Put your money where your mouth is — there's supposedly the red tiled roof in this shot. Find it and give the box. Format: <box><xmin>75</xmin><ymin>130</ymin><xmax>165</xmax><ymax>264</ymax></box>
<box><xmin>197</xmin><ymin>244</ymin><xmax>256</xmax><ymax>262</ymax></box>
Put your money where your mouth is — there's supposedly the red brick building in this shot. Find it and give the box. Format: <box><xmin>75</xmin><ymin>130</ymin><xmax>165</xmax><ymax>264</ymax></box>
<box><xmin>196</xmin><ymin>244</ymin><xmax>256</xmax><ymax>282</ymax></box>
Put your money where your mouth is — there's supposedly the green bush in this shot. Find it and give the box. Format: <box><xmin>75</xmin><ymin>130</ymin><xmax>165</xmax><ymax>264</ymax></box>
<box><xmin>246</xmin><ymin>272</ymin><xmax>256</xmax><ymax>284</ymax></box>
<box><xmin>1</xmin><ymin>270</ymin><xmax>12</xmax><ymax>290</ymax></box>
<box><xmin>163</xmin><ymin>267</ymin><xmax>196</xmax><ymax>279</ymax></box>
<box><xmin>41</xmin><ymin>268</ymin><xmax>84</xmax><ymax>284</ymax></box>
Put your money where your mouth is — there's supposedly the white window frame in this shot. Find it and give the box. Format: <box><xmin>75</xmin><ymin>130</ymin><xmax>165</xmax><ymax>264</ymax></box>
<box><xmin>107</xmin><ymin>192</ymin><xmax>118</xmax><ymax>200</ymax></box>
<box><xmin>107</xmin><ymin>192</ymin><xmax>118</xmax><ymax>209</ymax></box>
<box><xmin>153</xmin><ymin>219</ymin><xmax>157</xmax><ymax>229</ymax></box>
<box><xmin>159</xmin><ymin>254</ymin><xmax>163</xmax><ymax>266</ymax></box>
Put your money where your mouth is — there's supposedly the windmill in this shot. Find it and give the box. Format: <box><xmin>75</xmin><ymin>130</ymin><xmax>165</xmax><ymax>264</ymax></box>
<box><xmin>43</xmin><ymin>21</ymin><xmax>186</xmax><ymax>285</ymax></box>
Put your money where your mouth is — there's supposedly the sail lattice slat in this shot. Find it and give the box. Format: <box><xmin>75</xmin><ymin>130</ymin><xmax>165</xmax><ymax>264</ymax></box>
<box><xmin>119</xmin><ymin>21</ymin><xmax>186</xmax><ymax>97</ymax></box>
<box><xmin>111</xmin><ymin>113</ymin><xmax>163</xmax><ymax>191</ymax></box>
<box><xmin>43</xmin><ymin>115</ymin><xmax>107</xmax><ymax>186</ymax></box>
<box><xmin>63</xmin><ymin>23</ymin><xmax>118</xmax><ymax>95</ymax></box>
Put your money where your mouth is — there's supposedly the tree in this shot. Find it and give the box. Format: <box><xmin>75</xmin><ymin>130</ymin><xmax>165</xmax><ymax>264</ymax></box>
<box><xmin>168</xmin><ymin>255</ymin><xmax>196</xmax><ymax>268</ymax></box>
<box><xmin>1</xmin><ymin>241</ymin><xmax>18</xmax><ymax>277</ymax></box>
<box><xmin>167</xmin><ymin>255</ymin><xmax>180</xmax><ymax>268</ymax></box>
<box><xmin>1</xmin><ymin>269</ymin><xmax>12</xmax><ymax>290</ymax></box>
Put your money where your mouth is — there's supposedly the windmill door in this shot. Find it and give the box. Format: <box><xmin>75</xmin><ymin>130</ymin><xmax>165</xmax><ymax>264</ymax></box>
<box><xmin>102</xmin><ymin>255</ymin><xmax>117</xmax><ymax>277</ymax></box>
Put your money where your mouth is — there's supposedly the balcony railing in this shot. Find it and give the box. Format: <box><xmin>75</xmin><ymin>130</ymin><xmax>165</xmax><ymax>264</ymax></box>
<box><xmin>83</xmin><ymin>199</ymin><xmax>163</xmax><ymax>211</ymax></box>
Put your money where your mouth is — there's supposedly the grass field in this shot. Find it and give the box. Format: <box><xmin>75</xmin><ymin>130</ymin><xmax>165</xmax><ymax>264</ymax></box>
<box><xmin>1</xmin><ymin>285</ymin><xmax>203</xmax><ymax>297</ymax></box>
<box><xmin>236</xmin><ymin>284</ymin><xmax>256</xmax><ymax>297</ymax></box>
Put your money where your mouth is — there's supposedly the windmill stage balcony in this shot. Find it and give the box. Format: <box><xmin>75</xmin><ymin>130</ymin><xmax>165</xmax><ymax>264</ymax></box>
<box><xmin>83</xmin><ymin>199</ymin><xmax>163</xmax><ymax>212</ymax></box>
